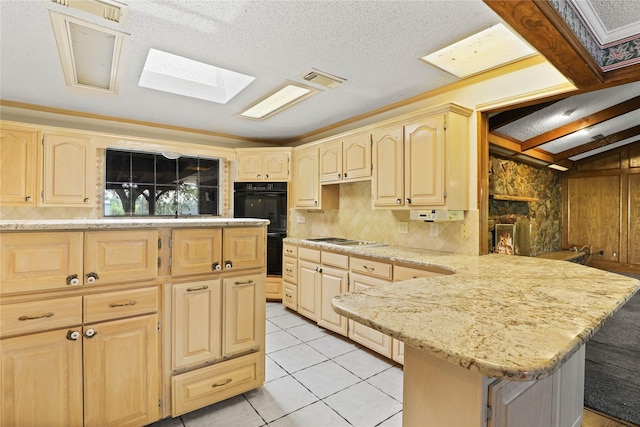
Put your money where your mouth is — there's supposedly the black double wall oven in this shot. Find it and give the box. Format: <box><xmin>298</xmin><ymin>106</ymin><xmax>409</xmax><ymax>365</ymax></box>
<box><xmin>233</xmin><ymin>182</ymin><xmax>287</xmax><ymax>276</ymax></box>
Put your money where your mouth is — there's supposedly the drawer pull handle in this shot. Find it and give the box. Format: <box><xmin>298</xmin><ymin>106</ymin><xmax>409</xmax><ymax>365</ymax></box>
<box><xmin>19</xmin><ymin>312</ymin><xmax>54</xmax><ymax>321</ymax></box>
<box><xmin>212</xmin><ymin>378</ymin><xmax>232</xmax><ymax>388</ymax></box>
<box><xmin>186</xmin><ymin>285</ymin><xmax>209</xmax><ymax>292</ymax></box>
<box><xmin>286</xmin><ymin>268</ymin><xmax>293</xmax><ymax>272</ymax></box>
<box><xmin>109</xmin><ymin>300</ymin><xmax>137</xmax><ymax>308</ymax></box>
<box><xmin>234</xmin><ymin>280</ymin><xmax>254</xmax><ymax>285</ymax></box>
<box><xmin>363</xmin><ymin>265</ymin><xmax>375</xmax><ymax>271</ymax></box>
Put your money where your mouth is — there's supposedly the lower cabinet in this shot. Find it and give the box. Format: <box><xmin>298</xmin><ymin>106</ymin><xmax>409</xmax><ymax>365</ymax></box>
<box><xmin>1</xmin><ymin>311</ymin><xmax>159</xmax><ymax>427</ymax></box>
<box><xmin>317</xmin><ymin>264</ymin><xmax>349</xmax><ymax>336</ymax></box>
<box><xmin>348</xmin><ymin>272</ymin><xmax>392</xmax><ymax>357</ymax></box>
<box><xmin>298</xmin><ymin>258</ymin><xmax>321</xmax><ymax>321</ymax></box>
<box><xmin>170</xmin><ymin>273</ymin><xmax>265</xmax><ymax>417</ymax></box>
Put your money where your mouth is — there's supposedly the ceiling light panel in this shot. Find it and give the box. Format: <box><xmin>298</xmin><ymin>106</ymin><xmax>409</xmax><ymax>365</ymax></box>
<box><xmin>50</xmin><ymin>10</ymin><xmax>127</xmax><ymax>92</ymax></box>
<box><xmin>139</xmin><ymin>49</ymin><xmax>255</xmax><ymax>104</ymax></box>
<box><xmin>420</xmin><ymin>23</ymin><xmax>536</xmax><ymax>78</ymax></box>
<box><xmin>239</xmin><ymin>82</ymin><xmax>320</xmax><ymax>120</ymax></box>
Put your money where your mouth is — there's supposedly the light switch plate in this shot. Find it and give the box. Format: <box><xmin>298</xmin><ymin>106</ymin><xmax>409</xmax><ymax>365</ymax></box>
<box><xmin>430</xmin><ymin>223</ymin><xmax>439</xmax><ymax>237</ymax></box>
<box><xmin>397</xmin><ymin>222</ymin><xmax>408</xmax><ymax>234</ymax></box>
<box><xmin>296</xmin><ymin>215</ymin><xmax>306</xmax><ymax>223</ymax></box>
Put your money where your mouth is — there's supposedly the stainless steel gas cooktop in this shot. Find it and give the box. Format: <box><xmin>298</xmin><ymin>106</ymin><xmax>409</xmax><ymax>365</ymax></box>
<box><xmin>302</xmin><ymin>237</ymin><xmax>387</xmax><ymax>248</ymax></box>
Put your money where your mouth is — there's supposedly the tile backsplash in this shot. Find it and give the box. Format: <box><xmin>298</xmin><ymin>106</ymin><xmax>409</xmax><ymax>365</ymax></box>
<box><xmin>288</xmin><ymin>181</ymin><xmax>479</xmax><ymax>255</ymax></box>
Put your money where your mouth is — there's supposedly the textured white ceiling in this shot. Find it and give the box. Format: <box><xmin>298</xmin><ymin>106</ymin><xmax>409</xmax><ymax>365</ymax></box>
<box><xmin>0</xmin><ymin>0</ymin><xmax>502</xmax><ymax>141</ymax></box>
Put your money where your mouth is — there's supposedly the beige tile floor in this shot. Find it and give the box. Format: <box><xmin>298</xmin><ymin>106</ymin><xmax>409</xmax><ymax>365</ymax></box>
<box><xmin>151</xmin><ymin>302</ymin><xmax>403</xmax><ymax>427</ymax></box>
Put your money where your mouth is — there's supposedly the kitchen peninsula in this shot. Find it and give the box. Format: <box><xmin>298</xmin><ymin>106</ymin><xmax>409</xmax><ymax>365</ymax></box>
<box><xmin>0</xmin><ymin>218</ymin><xmax>268</xmax><ymax>426</ymax></box>
<box><xmin>285</xmin><ymin>238</ymin><xmax>640</xmax><ymax>427</ymax></box>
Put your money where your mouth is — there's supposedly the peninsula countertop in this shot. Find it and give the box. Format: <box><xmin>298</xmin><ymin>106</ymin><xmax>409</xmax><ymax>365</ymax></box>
<box><xmin>285</xmin><ymin>237</ymin><xmax>640</xmax><ymax>381</ymax></box>
<box><xmin>0</xmin><ymin>217</ymin><xmax>269</xmax><ymax>231</ymax></box>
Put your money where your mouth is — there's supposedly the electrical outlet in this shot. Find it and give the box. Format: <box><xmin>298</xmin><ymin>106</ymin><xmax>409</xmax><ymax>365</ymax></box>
<box><xmin>296</xmin><ymin>215</ymin><xmax>306</xmax><ymax>224</ymax></box>
<box><xmin>397</xmin><ymin>222</ymin><xmax>408</xmax><ymax>234</ymax></box>
<box><xmin>430</xmin><ymin>223</ymin><xmax>439</xmax><ymax>237</ymax></box>
<box><xmin>461</xmin><ymin>223</ymin><xmax>470</xmax><ymax>239</ymax></box>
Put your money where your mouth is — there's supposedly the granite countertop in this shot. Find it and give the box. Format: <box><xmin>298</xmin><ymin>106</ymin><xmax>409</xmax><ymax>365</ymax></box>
<box><xmin>535</xmin><ymin>250</ymin><xmax>586</xmax><ymax>261</ymax></box>
<box><xmin>285</xmin><ymin>237</ymin><xmax>640</xmax><ymax>381</ymax></box>
<box><xmin>0</xmin><ymin>218</ymin><xmax>269</xmax><ymax>231</ymax></box>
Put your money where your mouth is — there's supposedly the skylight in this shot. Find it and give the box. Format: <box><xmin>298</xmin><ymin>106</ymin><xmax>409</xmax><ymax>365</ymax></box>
<box><xmin>419</xmin><ymin>23</ymin><xmax>536</xmax><ymax>78</ymax></box>
<box><xmin>239</xmin><ymin>82</ymin><xmax>319</xmax><ymax>120</ymax></box>
<box><xmin>138</xmin><ymin>49</ymin><xmax>255</xmax><ymax>104</ymax></box>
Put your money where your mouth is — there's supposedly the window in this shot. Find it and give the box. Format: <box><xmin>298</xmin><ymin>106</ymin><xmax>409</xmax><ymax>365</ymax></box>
<box><xmin>104</xmin><ymin>149</ymin><xmax>220</xmax><ymax>217</ymax></box>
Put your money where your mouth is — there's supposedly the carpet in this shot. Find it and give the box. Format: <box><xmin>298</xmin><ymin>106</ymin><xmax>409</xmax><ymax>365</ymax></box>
<box><xmin>584</xmin><ymin>272</ymin><xmax>640</xmax><ymax>426</ymax></box>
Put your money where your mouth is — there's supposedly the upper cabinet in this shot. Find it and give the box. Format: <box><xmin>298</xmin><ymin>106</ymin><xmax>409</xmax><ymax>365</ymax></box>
<box><xmin>42</xmin><ymin>133</ymin><xmax>95</xmax><ymax>206</ymax></box>
<box><xmin>319</xmin><ymin>133</ymin><xmax>371</xmax><ymax>184</ymax></box>
<box><xmin>236</xmin><ymin>150</ymin><xmax>290</xmax><ymax>181</ymax></box>
<box><xmin>372</xmin><ymin>104</ymin><xmax>471</xmax><ymax>210</ymax></box>
<box><xmin>292</xmin><ymin>146</ymin><xmax>339</xmax><ymax>210</ymax></box>
<box><xmin>0</xmin><ymin>124</ymin><xmax>38</xmax><ymax>206</ymax></box>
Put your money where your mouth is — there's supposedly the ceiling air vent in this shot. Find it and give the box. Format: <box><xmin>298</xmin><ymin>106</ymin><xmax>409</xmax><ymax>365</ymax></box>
<box><xmin>303</xmin><ymin>69</ymin><xmax>346</xmax><ymax>89</ymax></box>
<box><xmin>51</xmin><ymin>0</ymin><xmax>123</xmax><ymax>23</ymax></box>
<box><xmin>592</xmin><ymin>134</ymin><xmax>605</xmax><ymax>140</ymax></box>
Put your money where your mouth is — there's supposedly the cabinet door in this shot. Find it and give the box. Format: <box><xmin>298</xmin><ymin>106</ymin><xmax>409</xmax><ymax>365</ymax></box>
<box><xmin>262</xmin><ymin>152</ymin><xmax>289</xmax><ymax>181</ymax></box>
<box><xmin>343</xmin><ymin>133</ymin><xmax>371</xmax><ymax>181</ymax></box>
<box><xmin>237</xmin><ymin>153</ymin><xmax>262</xmax><ymax>181</ymax></box>
<box><xmin>85</xmin><ymin>230</ymin><xmax>158</xmax><ymax>285</ymax></box>
<box><xmin>1</xmin><ymin>231</ymin><xmax>84</xmax><ymax>293</ymax></box>
<box><xmin>172</xmin><ymin>228</ymin><xmax>222</xmax><ymax>276</ymax></box>
<box><xmin>297</xmin><ymin>259</ymin><xmax>320</xmax><ymax>321</ymax></box>
<box><xmin>320</xmin><ymin>140</ymin><xmax>343</xmax><ymax>183</ymax></box>
<box><xmin>317</xmin><ymin>265</ymin><xmax>348</xmax><ymax>336</ymax></box>
<box><xmin>83</xmin><ymin>314</ymin><xmax>159</xmax><ymax>427</ymax></box>
<box><xmin>0</xmin><ymin>126</ymin><xmax>37</xmax><ymax>205</ymax></box>
<box><xmin>404</xmin><ymin>115</ymin><xmax>445</xmax><ymax>207</ymax></box>
<box><xmin>1</xmin><ymin>329</ymin><xmax>83</xmax><ymax>427</ymax></box>
<box><xmin>392</xmin><ymin>339</ymin><xmax>404</xmax><ymax>364</ymax></box>
<box><xmin>172</xmin><ymin>280</ymin><xmax>222</xmax><ymax>370</ymax></box>
<box><xmin>293</xmin><ymin>147</ymin><xmax>320</xmax><ymax>208</ymax></box>
<box><xmin>222</xmin><ymin>227</ymin><xmax>265</xmax><ymax>271</ymax></box>
<box><xmin>42</xmin><ymin>133</ymin><xmax>95</xmax><ymax>206</ymax></box>
<box><xmin>488</xmin><ymin>376</ymin><xmax>554</xmax><ymax>427</ymax></box>
<box><xmin>223</xmin><ymin>273</ymin><xmax>265</xmax><ymax>355</ymax></box>
<box><xmin>372</xmin><ymin>126</ymin><xmax>404</xmax><ymax>207</ymax></box>
<box><xmin>347</xmin><ymin>273</ymin><xmax>392</xmax><ymax>357</ymax></box>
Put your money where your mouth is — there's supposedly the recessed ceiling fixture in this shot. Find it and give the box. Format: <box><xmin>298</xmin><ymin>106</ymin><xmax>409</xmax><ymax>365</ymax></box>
<box><xmin>239</xmin><ymin>81</ymin><xmax>320</xmax><ymax>120</ymax></box>
<box><xmin>562</xmin><ymin>109</ymin><xmax>576</xmax><ymax>117</ymax></box>
<box><xmin>139</xmin><ymin>49</ymin><xmax>255</xmax><ymax>104</ymax></box>
<box><xmin>50</xmin><ymin>10</ymin><xmax>127</xmax><ymax>92</ymax></box>
<box><xmin>303</xmin><ymin>69</ymin><xmax>346</xmax><ymax>89</ymax></box>
<box><xmin>548</xmin><ymin>164</ymin><xmax>569</xmax><ymax>171</ymax></box>
<box><xmin>419</xmin><ymin>23</ymin><xmax>536</xmax><ymax>78</ymax></box>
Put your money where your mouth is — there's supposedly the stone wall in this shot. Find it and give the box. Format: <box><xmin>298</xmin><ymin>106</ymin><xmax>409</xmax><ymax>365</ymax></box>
<box><xmin>488</xmin><ymin>155</ymin><xmax>562</xmax><ymax>256</ymax></box>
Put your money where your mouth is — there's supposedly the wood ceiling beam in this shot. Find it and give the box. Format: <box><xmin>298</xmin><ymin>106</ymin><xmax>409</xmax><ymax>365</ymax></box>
<box><xmin>482</xmin><ymin>0</ymin><xmax>603</xmax><ymax>88</ymax></box>
<box><xmin>488</xmin><ymin>101</ymin><xmax>558</xmax><ymax>131</ymax></box>
<box><xmin>553</xmin><ymin>125</ymin><xmax>640</xmax><ymax>161</ymax></box>
<box><xmin>520</xmin><ymin>95</ymin><xmax>640</xmax><ymax>151</ymax></box>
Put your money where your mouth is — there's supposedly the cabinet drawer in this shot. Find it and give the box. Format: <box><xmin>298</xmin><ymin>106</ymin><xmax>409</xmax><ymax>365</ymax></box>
<box><xmin>350</xmin><ymin>257</ymin><xmax>392</xmax><ymax>280</ymax></box>
<box><xmin>1</xmin><ymin>296</ymin><xmax>82</xmax><ymax>338</ymax></box>
<box><xmin>298</xmin><ymin>247</ymin><xmax>320</xmax><ymax>262</ymax></box>
<box><xmin>282</xmin><ymin>256</ymin><xmax>298</xmax><ymax>283</ymax></box>
<box><xmin>84</xmin><ymin>287</ymin><xmax>158</xmax><ymax>323</ymax></box>
<box><xmin>172</xmin><ymin>352</ymin><xmax>263</xmax><ymax>416</ymax></box>
<box><xmin>393</xmin><ymin>265</ymin><xmax>450</xmax><ymax>281</ymax></box>
<box><xmin>283</xmin><ymin>243</ymin><xmax>298</xmax><ymax>258</ymax></box>
<box><xmin>283</xmin><ymin>282</ymin><xmax>298</xmax><ymax>311</ymax></box>
<box><xmin>321</xmin><ymin>251</ymin><xmax>348</xmax><ymax>269</ymax></box>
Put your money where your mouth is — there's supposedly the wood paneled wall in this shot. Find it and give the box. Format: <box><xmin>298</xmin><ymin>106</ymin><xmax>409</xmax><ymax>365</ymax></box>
<box><xmin>563</xmin><ymin>143</ymin><xmax>640</xmax><ymax>273</ymax></box>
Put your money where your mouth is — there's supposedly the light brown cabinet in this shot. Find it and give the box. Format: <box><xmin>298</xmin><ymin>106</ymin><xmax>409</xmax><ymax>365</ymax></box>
<box><xmin>237</xmin><ymin>151</ymin><xmax>290</xmax><ymax>181</ymax></box>
<box><xmin>0</xmin><ymin>124</ymin><xmax>38</xmax><ymax>206</ymax></box>
<box><xmin>319</xmin><ymin>133</ymin><xmax>371</xmax><ymax>183</ymax></box>
<box><xmin>172</xmin><ymin>280</ymin><xmax>222</xmax><ymax>370</ymax></box>
<box><xmin>297</xmin><ymin>247</ymin><xmax>322</xmax><ymax>321</ymax></box>
<box><xmin>282</xmin><ymin>243</ymin><xmax>298</xmax><ymax>310</ymax></box>
<box><xmin>1</xmin><ymin>288</ymin><xmax>160</xmax><ymax>427</ymax></box>
<box><xmin>292</xmin><ymin>146</ymin><xmax>338</xmax><ymax>209</ymax></box>
<box><xmin>372</xmin><ymin>104</ymin><xmax>470</xmax><ymax>210</ymax></box>
<box><xmin>223</xmin><ymin>273</ymin><xmax>265</xmax><ymax>355</ymax></box>
<box><xmin>41</xmin><ymin>133</ymin><xmax>95</xmax><ymax>206</ymax></box>
<box><xmin>222</xmin><ymin>227</ymin><xmax>265</xmax><ymax>272</ymax></box>
<box><xmin>317</xmin><ymin>263</ymin><xmax>349</xmax><ymax>336</ymax></box>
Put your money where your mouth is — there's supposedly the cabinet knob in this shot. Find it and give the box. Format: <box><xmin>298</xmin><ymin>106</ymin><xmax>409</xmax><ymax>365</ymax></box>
<box><xmin>337</xmin><ymin>173</ymin><xmax>341</xmax><ymax>179</ymax></box>
<box><xmin>344</xmin><ymin>173</ymin><xmax>347</xmax><ymax>178</ymax></box>
<box><xmin>86</xmin><ymin>272</ymin><xmax>99</xmax><ymax>283</ymax></box>
<box><xmin>396</xmin><ymin>198</ymin><xmax>402</xmax><ymax>204</ymax></box>
<box><xmin>212</xmin><ymin>262</ymin><xmax>221</xmax><ymax>271</ymax></box>
<box><xmin>84</xmin><ymin>328</ymin><xmax>97</xmax><ymax>338</ymax></box>
<box><xmin>257</xmin><ymin>174</ymin><xmax>261</xmax><ymax>178</ymax></box>
<box><xmin>406</xmin><ymin>198</ymin><xmax>412</xmax><ymax>204</ymax></box>
<box><xmin>25</xmin><ymin>196</ymin><xmax>32</xmax><ymax>202</ymax></box>
<box><xmin>84</xmin><ymin>198</ymin><xmax>89</xmax><ymax>203</ymax></box>
<box><xmin>314</xmin><ymin>201</ymin><xmax>318</xmax><ymax>206</ymax></box>
<box><xmin>66</xmin><ymin>274</ymin><xmax>80</xmax><ymax>286</ymax></box>
<box><xmin>67</xmin><ymin>330</ymin><xmax>81</xmax><ymax>341</ymax></box>
<box><xmin>225</xmin><ymin>261</ymin><xmax>233</xmax><ymax>270</ymax></box>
